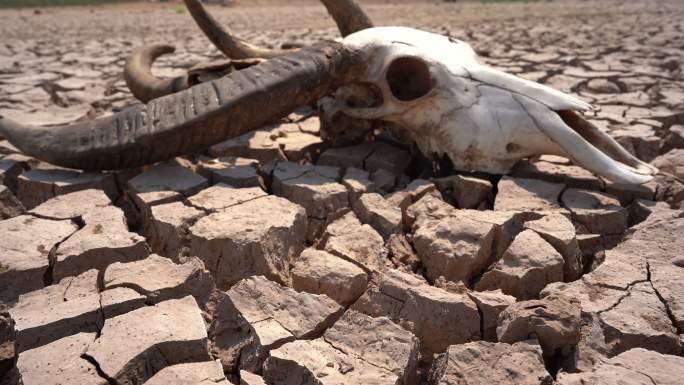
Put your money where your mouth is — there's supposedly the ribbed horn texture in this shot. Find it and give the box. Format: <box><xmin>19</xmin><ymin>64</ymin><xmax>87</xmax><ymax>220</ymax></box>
<box><xmin>0</xmin><ymin>42</ymin><xmax>361</xmax><ymax>171</ymax></box>
<box><xmin>320</xmin><ymin>0</ymin><xmax>374</xmax><ymax>37</ymax></box>
<box><xmin>183</xmin><ymin>0</ymin><xmax>290</xmax><ymax>59</ymax></box>
<box><xmin>124</xmin><ymin>44</ymin><xmax>190</xmax><ymax>103</ymax></box>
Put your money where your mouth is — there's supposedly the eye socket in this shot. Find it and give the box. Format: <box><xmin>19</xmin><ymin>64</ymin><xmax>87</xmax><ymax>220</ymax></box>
<box><xmin>386</xmin><ymin>56</ymin><xmax>434</xmax><ymax>102</ymax></box>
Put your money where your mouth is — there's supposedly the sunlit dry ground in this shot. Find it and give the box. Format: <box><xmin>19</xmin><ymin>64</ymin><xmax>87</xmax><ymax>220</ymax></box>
<box><xmin>1</xmin><ymin>1</ymin><xmax>684</xmax><ymax>384</ymax></box>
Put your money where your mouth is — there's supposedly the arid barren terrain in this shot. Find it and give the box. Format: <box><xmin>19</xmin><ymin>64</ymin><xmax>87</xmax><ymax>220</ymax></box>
<box><xmin>1</xmin><ymin>0</ymin><xmax>684</xmax><ymax>384</ymax></box>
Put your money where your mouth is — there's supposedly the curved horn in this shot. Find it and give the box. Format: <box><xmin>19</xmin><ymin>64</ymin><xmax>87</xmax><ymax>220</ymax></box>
<box><xmin>126</xmin><ymin>0</ymin><xmax>374</xmax><ymax>102</ymax></box>
<box><xmin>319</xmin><ymin>0</ymin><xmax>374</xmax><ymax>37</ymax></box>
<box><xmin>124</xmin><ymin>44</ymin><xmax>189</xmax><ymax>103</ymax></box>
<box><xmin>183</xmin><ymin>0</ymin><xmax>291</xmax><ymax>59</ymax></box>
<box><xmin>182</xmin><ymin>0</ymin><xmax>373</xmax><ymax>59</ymax></box>
<box><xmin>0</xmin><ymin>42</ymin><xmax>362</xmax><ymax>171</ymax></box>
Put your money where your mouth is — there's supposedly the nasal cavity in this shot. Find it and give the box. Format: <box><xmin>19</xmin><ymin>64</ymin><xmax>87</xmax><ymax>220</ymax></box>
<box><xmin>386</xmin><ymin>56</ymin><xmax>434</xmax><ymax>102</ymax></box>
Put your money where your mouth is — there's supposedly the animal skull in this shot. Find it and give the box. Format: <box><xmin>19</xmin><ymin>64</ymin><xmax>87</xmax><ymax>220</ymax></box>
<box><xmin>321</xmin><ymin>27</ymin><xmax>657</xmax><ymax>185</ymax></box>
<box><xmin>0</xmin><ymin>1</ymin><xmax>659</xmax><ymax>185</ymax></box>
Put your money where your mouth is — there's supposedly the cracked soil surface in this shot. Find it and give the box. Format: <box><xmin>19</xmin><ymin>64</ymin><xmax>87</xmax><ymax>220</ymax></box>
<box><xmin>1</xmin><ymin>0</ymin><xmax>684</xmax><ymax>384</ymax></box>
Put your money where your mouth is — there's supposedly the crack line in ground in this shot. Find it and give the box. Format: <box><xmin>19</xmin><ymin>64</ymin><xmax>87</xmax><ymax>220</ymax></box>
<box><xmin>44</xmin><ymin>224</ymin><xmax>81</xmax><ymax>286</ymax></box>
<box><xmin>184</xmin><ymin>193</ymin><xmax>268</xmax><ymax>215</ymax></box>
<box><xmin>596</xmin><ymin>280</ymin><xmax>645</xmax><ymax>315</ymax></box>
<box><xmin>592</xmin><ymin>279</ymin><xmax>648</xmax><ymax>292</ymax></box>
<box><xmin>321</xmin><ymin>335</ymin><xmax>396</xmax><ymax>375</ymax></box>
<box><xmin>633</xmin><ymin>368</ymin><xmax>659</xmax><ymax>385</ymax></box>
<box><xmin>104</xmin><ymin>282</ymin><xmax>151</xmax><ymax>299</ymax></box>
<box><xmin>95</xmin><ymin>290</ymin><xmax>106</xmax><ymax>338</ymax></box>
<box><xmin>82</xmin><ymin>353</ymin><xmax>117</xmax><ymax>385</ymax></box>
<box><xmin>646</xmin><ymin>261</ymin><xmax>683</xmax><ymax>335</ymax></box>
<box><xmin>466</xmin><ymin>293</ymin><xmax>487</xmax><ymax>340</ymax></box>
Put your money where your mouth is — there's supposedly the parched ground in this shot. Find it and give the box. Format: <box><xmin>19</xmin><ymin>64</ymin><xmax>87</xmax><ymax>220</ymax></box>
<box><xmin>1</xmin><ymin>1</ymin><xmax>684</xmax><ymax>384</ymax></box>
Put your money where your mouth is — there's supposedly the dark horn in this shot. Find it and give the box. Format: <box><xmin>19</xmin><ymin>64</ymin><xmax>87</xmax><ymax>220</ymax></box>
<box><xmin>182</xmin><ymin>0</ymin><xmax>373</xmax><ymax>60</ymax></box>
<box><xmin>0</xmin><ymin>42</ymin><xmax>362</xmax><ymax>171</ymax></box>
<box><xmin>320</xmin><ymin>0</ymin><xmax>374</xmax><ymax>37</ymax></box>
<box><xmin>124</xmin><ymin>44</ymin><xmax>189</xmax><ymax>103</ymax></box>
<box><xmin>183</xmin><ymin>0</ymin><xmax>290</xmax><ymax>59</ymax></box>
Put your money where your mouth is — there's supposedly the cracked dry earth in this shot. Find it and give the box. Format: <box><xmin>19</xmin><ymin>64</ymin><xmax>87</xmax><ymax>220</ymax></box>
<box><xmin>1</xmin><ymin>0</ymin><xmax>684</xmax><ymax>384</ymax></box>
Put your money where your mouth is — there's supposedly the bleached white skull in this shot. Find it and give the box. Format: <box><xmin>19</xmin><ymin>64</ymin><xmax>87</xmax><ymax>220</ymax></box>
<box><xmin>321</xmin><ymin>27</ymin><xmax>657</xmax><ymax>185</ymax></box>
